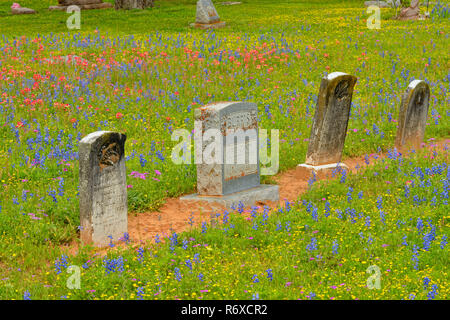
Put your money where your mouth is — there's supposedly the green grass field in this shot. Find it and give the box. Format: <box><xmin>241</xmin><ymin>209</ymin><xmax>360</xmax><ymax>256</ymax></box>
<box><xmin>0</xmin><ymin>0</ymin><xmax>448</xmax><ymax>299</ymax></box>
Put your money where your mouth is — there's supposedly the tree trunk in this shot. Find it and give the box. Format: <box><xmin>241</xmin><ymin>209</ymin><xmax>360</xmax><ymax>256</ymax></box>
<box><xmin>115</xmin><ymin>0</ymin><xmax>154</xmax><ymax>9</ymax></box>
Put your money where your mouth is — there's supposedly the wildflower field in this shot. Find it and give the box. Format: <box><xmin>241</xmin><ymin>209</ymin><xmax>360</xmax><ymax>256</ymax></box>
<box><xmin>0</xmin><ymin>0</ymin><xmax>449</xmax><ymax>300</ymax></box>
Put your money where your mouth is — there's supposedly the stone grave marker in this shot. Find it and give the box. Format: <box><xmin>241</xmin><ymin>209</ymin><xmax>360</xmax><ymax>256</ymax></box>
<box><xmin>395</xmin><ymin>80</ymin><xmax>430</xmax><ymax>150</ymax></box>
<box><xmin>398</xmin><ymin>0</ymin><xmax>421</xmax><ymax>20</ymax></box>
<box><xmin>298</xmin><ymin>72</ymin><xmax>357</xmax><ymax>174</ymax></box>
<box><xmin>79</xmin><ymin>131</ymin><xmax>128</xmax><ymax>246</ymax></box>
<box><xmin>49</xmin><ymin>0</ymin><xmax>113</xmax><ymax>11</ymax></box>
<box><xmin>181</xmin><ymin>101</ymin><xmax>278</xmax><ymax>208</ymax></box>
<box><xmin>191</xmin><ymin>0</ymin><xmax>226</xmax><ymax>29</ymax></box>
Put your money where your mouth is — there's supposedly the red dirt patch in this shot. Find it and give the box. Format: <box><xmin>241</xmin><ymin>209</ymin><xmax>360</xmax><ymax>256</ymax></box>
<box><xmin>63</xmin><ymin>138</ymin><xmax>449</xmax><ymax>255</ymax></box>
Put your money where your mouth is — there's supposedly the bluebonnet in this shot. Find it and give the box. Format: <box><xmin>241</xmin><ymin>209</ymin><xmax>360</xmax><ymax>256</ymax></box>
<box><xmin>252</xmin><ymin>274</ymin><xmax>259</xmax><ymax>283</ymax></box>
<box><xmin>54</xmin><ymin>254</ymin><xmax>69</xmax><ymax>274</ymax></box>
<box><xmin>308</xmin><ymin>292</ymin><xmax>316</xmax><ymax>300</ymax></box>
<box><xmin>23</xmin><ymin>291</ymin><xmax>31</xmax><ymax>300</ymax></box>
<box><xmin>137</xmin><ymin>287</ymin><xmax>145</xmax><ymax>300</ymax></box>
<box><xmin>440</xmin><ymin>235</ymin><xmax>447</xmax><ymax>249</ymax></box>
<box><xmin>103</xmin><ymin>256</ymin><xmax>124</xmax><ymax>274</ymax></box>
<box><xmin>347</xmin><ymin>187</ymin><xmax>353</xmax><ymax>203</ymax></box>
<box><xmin>174</xmin><ymin>267</ymin><xmax>182</xmax><ymax>281</ymax></box>
<box><xmin>311</xmin><ymin>206</ymin><xmax>318</xmax><ymax>222</ymax></box>
<box><xmin>402</xmin><ymin>235</ymin><xmax>408</xmax><ymax>246</ymax></box>
<box><xmin>423</xmin><ymin>277</ymin><xmax>430</xmax><ymax>290</ymax></box>
<box><xmin>137</xmin><ymin>247</ymin><xmax>144</xmax><ymax>262</ymax></box>
<box><xmin>285</xmin><ymin>221</ymin><xmax>291</xmax><ymax>232</ymax></box>
<box><xmin>201</xmin><ymin>222</ymin><xmax>207</xmax><ymax>234</ymax></box>
<box><xmin>324</xmin><ymin>201</ymin><xmax>331</xmax><ymax>217</ymax></box>
<box><xmin>332</xmin><ymin>240</ymin><xmax>339</xmax><ymax>255</ymax></box>
<box><xmin>340</xmin><ymin>169</ymin><xmax>347</xmax><ymax>183</ymax></box>
<box><xmin>376</xmin><ymin>196</ymin><xmax>383</xmax><ymax>209</ymax></box>
<box><xmin>306</xmin><ymin>237</ymin><xmax>318</xmax><ymax>252</ymax></box>
<box><xmin>266</xmin><ymin>269</ymin><xmax>273</xmax><ymax>281</ymax></box>
<box><xmin>188</xmin><ymin>213</ymin><xmax>194</xmax><ymax>226</ymax></box>
<box><xmin>411</xmin><ymin>245</ymin><xmax>420</xmax><ymax>270</ymax></box>
<box><xmin>185</xmin><ymin>259</ymin><xmax>193</xmax><ymax>271</ymax></box>
<box><xmin>427</xmin><ymin>284</ymin><xmax>438</xmax><ymax>300</ymax></box>
<box><xmin>416</xmin><ymin>218</ymin><xmax>424</xmax><ymax>234</ymax></box>
<box><xmin>365</xmin><ymin>216</ymin><xmax>371</xmax><ymax>228</ymax></box>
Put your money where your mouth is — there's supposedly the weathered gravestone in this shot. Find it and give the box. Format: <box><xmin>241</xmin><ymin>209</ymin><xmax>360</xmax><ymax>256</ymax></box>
<box><xmin>115</xmin><ymin>0</ymin><xmax>154</xmax><ymax>10</ymax></box>
<box><xmin>181</xmin><ymin>101</ymin><xmax>279</xmax><ymax>208</ymax></box>
<box><xmin>398</xmin><ymin>0</ymin><xmax>421</xmax><ymax>20</ymax></box>
<box><xmin>11</xmin><ymin>3</ymin><xmax>36</xmax><ymax>14</ymax></box>
<box><xmin>49</xmin><ymin>0</ymin><xmax>113</xmax><ymax>11</ymax></box>
<box><xmin>79</xmin><ymin>131</ymin><xmax>128</xmax><ymax>246</ymax></box>
<box><xmin>298</xmin><ymin>72</ymin><xmax>357</xmax><ymax>174</ymax></box>
<box><xmin>191</xmin><ymin>0</ymin><xmax>226</xmax><ymax>29</ymax></box>
<box><xmin>395</xmin><ymin>80</ymin><xmax>430</xmax><ymax>150</ymax></box>
<box><xmin>364</xmin><ymin>1</ymin><xmax>390</xmax><ymax>8</ymax></box>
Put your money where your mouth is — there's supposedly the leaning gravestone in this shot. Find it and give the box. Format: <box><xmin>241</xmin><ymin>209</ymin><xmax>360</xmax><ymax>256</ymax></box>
<box><xmin>79</xmin><ymin>131</ymin><xmax>128</xmax><ymax>246</ymax></box>
<box><xmin>49</xmin><ymin>0</ymin><xmax>113</xmax><ymax>11</ymax></box>
<box><xmin>298</xmin><ymin>72</ymin><xmax>357</xmax><ymax>174</ymax></box>
<box><xmin>181</xmin><ymin>101</ymin><xmax>278</xmax><ymax>208</ymax></box>
<box><xmin>191</xmin><ymin>0</ymin><xmax>226</xmax><ymax>29</ymax></box>
<box><xmin>395</xmin><ymin>80</ymin><xmax>430</xmax><ymax>150</ymax></box>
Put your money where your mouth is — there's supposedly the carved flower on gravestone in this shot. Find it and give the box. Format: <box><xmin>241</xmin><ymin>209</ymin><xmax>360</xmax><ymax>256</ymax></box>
<box><xmin>98</xmin><ymin>142</ymin><xmax>121</xmax><ymax>170</ymax></box>
<box><xmin>335</xmin><ymin>81</ymin><xmax>349</xmax><ymax>100</ymax></box>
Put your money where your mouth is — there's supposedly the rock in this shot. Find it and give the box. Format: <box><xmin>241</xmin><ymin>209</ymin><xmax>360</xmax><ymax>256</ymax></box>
<box><xmin>220</xmin><ymin>1</ymin><xmax>242</xmax><ymax>5</ymax></box>
<box><xmin>364</xmin><ymin>1</ymin><xmax>390</xmax><ymax>8</ymax></box>
<box><xmin>49</xmin><ymin>1</ymin><xmax>112</xmax><ymax>10</ymax></box>
<box><xmin>398</xmin><ymin>0</ymin><xmax>421</xmax><ymax>20</ymax></box>
<box><xmin>11</xmin><ymin>7</ymin><xmax>36</xmax><ymax>14</ymax></box>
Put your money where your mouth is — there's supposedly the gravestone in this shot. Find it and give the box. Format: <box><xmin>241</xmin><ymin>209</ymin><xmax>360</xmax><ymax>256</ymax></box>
<box><xmin>79</xmin><ymin>131</ymin><xmax>128</xmax><ymax>246</ymax></box>
<box><xmin>191</xmin><ymin>0</ymin><xmax>226</xmax><ymax>29</ymax></box>
<box><xmin>49</xmin><ymin>0</ymin><xmax>113</xmax><ymax>10</ymax></box>
<box><xmin>398</xmin><ymin>0</ymin><xmax>421</xmax><ymax>20</ymax></box>
<box><xmin>181</xmin><ymin>101</ymin><xmax>278</xmax><ymax>208</ymax></box>
<box><xmin>11</xmin><ymin>5</ymin><xmax>36</xmax><ymax>14</ymax></box>
<box><xmin>115</xmin><ymin>0</ymin><xmax>154</xmax><ymax>10</ymax></box>
<box><xmin>364</xmin><ymin>1</ymin><xmax>390</xmax><ymax>8</ymax></box>
<box><xmin>395</xmin><ymin>80</ymin><xmax>430</xmax><ymax>150</ymax></box>
<box><xmin>298</xmin><ymin>72</ymin><xmax>357</xmax><ymax>175</ymax></box>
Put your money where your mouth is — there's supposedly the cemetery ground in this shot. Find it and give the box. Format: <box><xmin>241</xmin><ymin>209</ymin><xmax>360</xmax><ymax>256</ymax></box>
<box><xmin>0</xmin><ymin>0</ymin><xmax>449</xmax><ymax>300</ymax></box>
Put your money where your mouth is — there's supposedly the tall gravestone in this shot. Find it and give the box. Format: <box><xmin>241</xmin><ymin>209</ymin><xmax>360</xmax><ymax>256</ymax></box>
<box><xmin>191</xmin><ymin>0</ymin><xmax>226</xmax><ymax>29</ymax></box>
<box><xmin>79</xmin><ymin>131</ymin><xmax>128</xmax><ymax>246</ymax></box>
<box><xmin>181</xmin><ymin>101</ymin><xmax>278</xmax><ymax>208</ymax></box>
<box><xmin>395</xmin><ymin>80</ymin><xmax>430</xmax><ymax>150</ymax></box>
<box><xmin>298</xmin><ymin>72</ymin><xmax>357</xmax><ymax>173</ymax></box>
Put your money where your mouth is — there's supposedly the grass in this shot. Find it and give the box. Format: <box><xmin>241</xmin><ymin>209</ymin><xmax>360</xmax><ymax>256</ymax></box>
<box><xmin>0</xmin><ymin>0</ymin><xmax>448</xmax><ymax>299</ymax></box>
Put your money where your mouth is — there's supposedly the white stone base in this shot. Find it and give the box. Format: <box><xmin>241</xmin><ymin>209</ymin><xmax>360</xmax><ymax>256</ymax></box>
<box><xmin>180</xmin><ymin>184</ymin><xmax>279</xmax><ymax>209</ymax></box>
<box><xmin>298</xmin><ymin>162</ymin><xmax>348</xmax><ymax>173</ymax></box>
